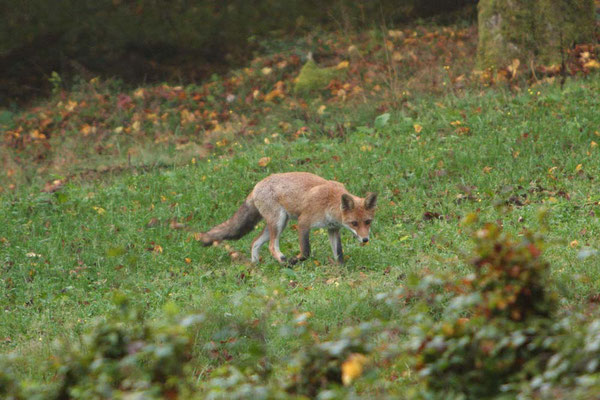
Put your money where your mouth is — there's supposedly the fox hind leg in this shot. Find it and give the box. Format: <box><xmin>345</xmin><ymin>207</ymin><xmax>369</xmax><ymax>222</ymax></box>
<box><xmin>267</xmin><ymin>209</ymin><xmax>289</xmax><ymax>263</ymax></box>
<box><xmin>251</xmin><ymin>226</ymin><xmax>269</xmax><ymax>263</ymax></box>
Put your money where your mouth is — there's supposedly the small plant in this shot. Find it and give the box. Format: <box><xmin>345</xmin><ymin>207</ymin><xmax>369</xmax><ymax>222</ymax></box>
<box><xmin>49</xmin><ymin>71</ymin><xmax>62</xmax><ymax>96</ymax></box>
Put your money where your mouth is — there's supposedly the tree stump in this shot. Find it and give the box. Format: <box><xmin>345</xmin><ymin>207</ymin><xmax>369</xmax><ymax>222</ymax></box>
<box><xmin>477</xmin><ymin>0</ymin><xmax>595</xmax><ymax>69</ymax></box>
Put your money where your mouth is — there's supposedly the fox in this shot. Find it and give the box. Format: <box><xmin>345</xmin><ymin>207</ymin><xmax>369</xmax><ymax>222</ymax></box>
<box><xmin>198</xmin><ymin>172</ymin><xmax>377</xmax><ymax>265</ymax></box>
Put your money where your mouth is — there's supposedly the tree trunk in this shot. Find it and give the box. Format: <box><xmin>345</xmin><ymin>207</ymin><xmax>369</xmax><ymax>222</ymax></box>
<box><xmin>477</xmin><ymin>0</ymin><xmax>595</xmax><ymax>69</ymax></box>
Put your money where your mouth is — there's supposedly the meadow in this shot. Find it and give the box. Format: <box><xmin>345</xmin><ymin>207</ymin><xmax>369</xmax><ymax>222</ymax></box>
<box><xmin>2</xmin><ymin>24</ymin><xmax>600</xmax><ymax>398</ymax></box>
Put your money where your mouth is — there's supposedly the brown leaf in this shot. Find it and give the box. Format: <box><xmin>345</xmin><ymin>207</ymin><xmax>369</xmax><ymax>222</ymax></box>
<box><xmin>42</xmin><ymin>179</ymin><xmax>65</xmax><ymax>193</ymax></box>
<box><xmin>258</xmin><ymin>157</ymin><xmax>271</xmax><ymax>167</ymax></box>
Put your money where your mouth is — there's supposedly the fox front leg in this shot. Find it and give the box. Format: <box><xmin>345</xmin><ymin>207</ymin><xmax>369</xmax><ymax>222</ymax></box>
<box><xmin>328</xmin><ymin>229</ymin><xmax>344</xmax><ymax>264</ymax></box>
<box><xmin>290</xmin><ymin>223</ymin><xmax>311</xmax><ymax>265</ymax></box>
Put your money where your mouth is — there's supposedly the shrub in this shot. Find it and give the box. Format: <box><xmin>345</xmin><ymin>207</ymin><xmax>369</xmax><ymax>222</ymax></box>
<box><xmin>410</xmin><ymin>219</ymin><xmax>600</xmax><ymax>399</ymax></box>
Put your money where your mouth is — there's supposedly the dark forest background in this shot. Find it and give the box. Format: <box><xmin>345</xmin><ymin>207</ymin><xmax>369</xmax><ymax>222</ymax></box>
<box><xmin>1</xmin><ymin>0</ymin><xmax>476</xmax><ymax>106</ymax></box>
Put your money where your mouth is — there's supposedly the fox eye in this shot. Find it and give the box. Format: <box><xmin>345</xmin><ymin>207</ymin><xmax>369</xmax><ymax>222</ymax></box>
<box><xmin>351</xmin><ymin>221</ymin><xmax>359</xmax><ymax>227</ymax></box>
<box><xmin>365</xmin><ymin>220</ymin><xmax>372</xmax><ymax>225</ymax></box>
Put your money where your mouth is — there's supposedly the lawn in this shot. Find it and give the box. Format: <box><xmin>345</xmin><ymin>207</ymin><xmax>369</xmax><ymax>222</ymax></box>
<box><xmin>2</xmin><ymin>70</ymin><xmax>600</xmax><ymax>393</ymax></box>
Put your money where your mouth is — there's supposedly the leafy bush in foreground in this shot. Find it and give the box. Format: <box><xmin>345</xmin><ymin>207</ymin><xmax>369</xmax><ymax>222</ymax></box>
<box><xmin>409</xmin><ymin>219</ymin><xmax>600</xmax><ymax>399</ymax></box>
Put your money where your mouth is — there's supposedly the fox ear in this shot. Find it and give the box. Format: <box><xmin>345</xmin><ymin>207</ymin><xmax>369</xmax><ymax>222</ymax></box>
<box><xmin>341</xmin><ymin>194</ymin><xmax>355</xmax><ymax>211</ymax></box>
<box><xmin>365</xmin><ymin>192</ymin><xmax>377</xmax><ymax>210</ymax></box>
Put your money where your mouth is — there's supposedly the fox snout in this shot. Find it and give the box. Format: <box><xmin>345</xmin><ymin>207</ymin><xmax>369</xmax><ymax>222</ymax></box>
<box><xmin>353</xmin><ymin>230</ymin><xmax>370</xmax><ymax>243</ymax></box>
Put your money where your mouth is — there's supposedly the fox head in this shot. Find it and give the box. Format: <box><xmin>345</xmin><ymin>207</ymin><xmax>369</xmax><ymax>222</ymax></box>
<box><xmin>341</xmin><ymin>192</ymin><xmax>377</xmax><ymax>243</ymax></box>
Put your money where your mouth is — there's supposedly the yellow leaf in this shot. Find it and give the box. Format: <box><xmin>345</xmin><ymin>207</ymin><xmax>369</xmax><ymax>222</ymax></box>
<box><xmin>80</xmin><ymin>124</ymin><xmax>94</xmax><ymax>136</ymax></box>
<box><xmin>132</xmin><ymin>120</ymin><xmax>141</xmax><ymax>132</ymax></box>
<box><xmin>258</xmin><ymin>157</ymin><xmax>271</xmax><ymax>167</ymax></box>
<box><xmin>591</xmin><ymin>141</ymin><xmax>597</xmax><ymax>148</ymax></box>
<box><xmin>133</xmin><ymin>88</ymin><xmax>145</xmax><ymax>99</ymax></box>
<box><xmin>317</xmin><ymin>105</ymin><xmax>327</xmax><ymax>115</ymax></box>
<box><xmin>399</xmin><ymin>235</ymin><xmax>410</xmax><ymax>242</ymax></box>
<box><xmin>388</xmin><ymin>30</ymin><xmax>404</xmax><ymax>39</ymax></box>
<box><xmin>507</xmin><ymin>58</ymin><xmax>520</xmax><ymax>78</ymax></box>
<box><xmin>580</xmin><ymin>51</ymin><xmax>591</xmax><ymax>62</ymax></box>
<box><xmin>153</xmin><ymin>245</ymin><xmax>163</xmax><ymax>253</ymax></box>
<box><xmin>30</xmin><ymin>129</ymin><xmax>46</xmax><ymax>140</ymax></box>
<box><xmin>264</xmin><ymin>89</ymin><xmax>283</xmax><ymax>102</ymax></box>
<box><xmin>261</xmin><ymin>67</ymin><xmax>272</xmax><ymax>75</ymax></box>
<box><xmin>584</xmin><ymin>60</ymin><xmax>600</xmax><ymax>69</ymax></box>
<box><xmin>335</xmin><ymin>60</ymin><xmax>349</xmax><ymax>70</ymax></box>
<box><xmin>93</xmin><ymin>206</ymin><xmax>106</xmax><ymax>215</ymax></box>
<box><xmin>342</xmin><ymin>354</ymin><xmax>368</xmax><ymax>386</ymax></box>
<box><xmin>413</xmin><ymin>124</ymin><xmax>423</xmax><ymax>133</ymax></box>
<box><xmin>65</xmin><ymin>100</ymin><xmax>77</xmax><ymax>112</ymax></box>
<box><xmin>450</xmin><ymin>120</ymin><xmax>462</xmax><ymax>126</ymax></box>
<box><xmin>575</xmin><ymin>163</ymin><xmax>583</xmax><ymax>172</ymax></box>
<box><xmin>570</xmin><ymin>240</ymin><xmax>579</xmax><ymax>248</ymax></box>
<box><xmin>483</xmin><ymin>166</ymin><xmax>492</xmax><ymax>174</ymax></box>
<box><xmin>185</xmin><ymin>257</ymin><xmax>191</xmax><ymax>264</ymax></box>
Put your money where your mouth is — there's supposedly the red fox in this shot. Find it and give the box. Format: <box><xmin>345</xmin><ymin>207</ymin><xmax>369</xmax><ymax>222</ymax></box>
<box><xmin>199</xmin><ymin>172</ymin><xmax>377</xmax><ymax>264</ymax></box>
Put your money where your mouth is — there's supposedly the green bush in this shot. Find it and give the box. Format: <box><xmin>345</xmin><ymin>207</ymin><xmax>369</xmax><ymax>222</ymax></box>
<box><xmin>409</xmin><ymin>219</ymin><xmax>600</xmax><ymax>399</ymax></box>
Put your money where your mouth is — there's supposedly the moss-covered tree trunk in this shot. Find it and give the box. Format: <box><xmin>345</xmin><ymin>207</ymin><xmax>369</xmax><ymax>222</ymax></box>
<box><xmin>477</xmin><ymin>0</ymin><xmax>595</xmax><ymax>69</ymax></box>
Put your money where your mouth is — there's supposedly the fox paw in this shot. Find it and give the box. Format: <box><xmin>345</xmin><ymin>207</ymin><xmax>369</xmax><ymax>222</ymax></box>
<box><xmin>288</xmin><ymin>256</ymin><xmax>306</xmax><ymax>266</ymax></box>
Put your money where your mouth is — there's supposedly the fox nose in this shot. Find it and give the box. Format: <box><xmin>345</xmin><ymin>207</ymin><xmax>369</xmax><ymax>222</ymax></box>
<box><xmin>362</xmin><ymin>237</ymin><xmax>369</xmax><ymax>243</ymax></box>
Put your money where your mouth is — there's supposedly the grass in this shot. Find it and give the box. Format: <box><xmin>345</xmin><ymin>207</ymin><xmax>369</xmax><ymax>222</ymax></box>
<box><xmin>3</xmin><ymin>70</ymin><xmax>600</xmax><ymax>387</ymax></box>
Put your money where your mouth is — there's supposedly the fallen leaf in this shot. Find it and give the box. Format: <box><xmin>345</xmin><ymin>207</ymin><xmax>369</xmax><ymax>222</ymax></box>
<box><xmin>413</xmin><ymin>124</ymin><xmax>422</xmax><ymax>133</ymax></box>
<box><xmin>42</xmin><ymin>179</ymin><xmax>65</xmax><ymax>193</ymax></box>
<box><xmin>93</xmin><ymin>206</ymin><xmax>106</xmax><ymax>215</ymax></box>
<box><xmin>258</xmin><ymin>157</ymin><xmax>271</xmax><ymax>167</ymax></box>
<box><xmin>170</xmin><ymin>220</ymin><xmax>185</xmax><ymax>230</ymax></box>
<box><xmin>335</xmin><ymin>60</ymin><xmax>349</xmax><ymax>70</ymax></box>
<box><xmin>342</xmin><ymin>353</ymin><xmax>368</xmax><ymax>386</ymax></box>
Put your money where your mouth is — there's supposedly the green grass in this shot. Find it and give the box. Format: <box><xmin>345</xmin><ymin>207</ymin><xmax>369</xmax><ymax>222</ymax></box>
<box><xmin>2</xmin><ymin>74</ymin><xmax>600</xmax><ymax>384</ymax></box>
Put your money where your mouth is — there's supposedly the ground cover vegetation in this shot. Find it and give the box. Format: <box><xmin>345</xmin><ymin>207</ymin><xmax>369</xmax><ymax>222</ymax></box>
<box><xmin>2</xmin><ymin>8</ymin><xmax>600</xmax><ymax>400</ymax></box>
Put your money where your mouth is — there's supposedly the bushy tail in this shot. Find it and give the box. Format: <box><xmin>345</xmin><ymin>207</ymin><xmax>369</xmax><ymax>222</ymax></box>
<box><xmin>199</xmin><ymin>198</ymin><xmax>262</xmax><ymax>246</ymax></box>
